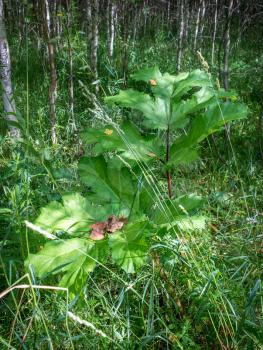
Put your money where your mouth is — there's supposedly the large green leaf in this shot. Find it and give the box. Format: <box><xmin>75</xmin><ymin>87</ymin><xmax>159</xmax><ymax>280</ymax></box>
<box><xmin>166</xmin><ymin>147</ymin><xmax>199</xmax><ymax>168</ymax></box>
<box><xmin>131</xmin><ymin>66</ymin><xmax>162</xmax><ymax>82</ymax></box>
<box><xmin>172</xmin><ymin>69</ymin><xmax>212</xmax><ymax>101</ymax></box>
<box><xmin>152</xmin><ymin>194</ymin><xmax>206</xmax><ymax>231</ymax></box>
<box><xmin>131</xmin><ymin>67</ymin><xmax>188</xmax><ymax>99</ymax></box>
<box><xmin>105</xmin><ymin>69</ymin><xmax>213</xmax><ymax>131</ymax></box>
<box><xmin>81</xmin><ymin>124</ymin><xmax>124</xmax><ymax>154</ymax></box>
<box><xmin>79</xmin><ymin>156</ymin><xmax>138</xmax><ymax>214</ymax></box>
<box><xmin>106</xmin><ymin>89</ymin><xmax>170</xmax><ymax>130</ymax></box>
<box><xmin>26</xmin><ymin>238</ymin><xmax>105</xmax><ymax>293</ymax></box>
<box><xmin>177</xmin><ymin>101</ymin><xmax>247</xmax><ymax>152</ymax></box>
<box><xmin>34</xmin><ymin>193</ymin><xmax>109</xmax><ymax>236</ymax></box>
<box><xmin>170</xmin><ymin>100</ymin><xmax>248</xmax><ymax>157</ymax></box>
<box><xmin>109</xmin><ymin>219</ymin><xmax>152</xmax><ymax>273</ymax></box>
<box><xmin>81</xmin><ymin>121</ymin><xmax>163</xmax><ymax>162</ymax></box>
<box><xmin>105</xmin><ymin>89</ymin><xmax>152</xmax><ymax>113</ymax></box>
<box><xmin>132</xmin><ymin>68</ymin><xmax>178</xmax><ymax>99</ymax></box>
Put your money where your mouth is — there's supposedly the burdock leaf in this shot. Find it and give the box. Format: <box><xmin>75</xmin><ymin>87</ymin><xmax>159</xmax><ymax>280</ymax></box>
<box><xmin>152</xmin><ymin>194</ymin><xmax>205</xmax><ymax>226</ymax></box>
<box><xmin>79</xmin><ymin>156</ymin><xmax>137</xmax><ymax>213</ymax></box>
<box><xmin>34</xmin><ymin>193</ymin><xmax>109</xmax><ymax>236</ymax></box>
<box><xmin>109</xmin><ymin>219</ymin><xmax>151</xmax><ymax>273</ymax></box>
<box><xmin>81</xmin><ymin>121</ymin><xmax>163</xmax><ymax>162</ymax></box>
<box><xmin>26</xmin><ymin>238</ymin><xmax>105</xmax><ymax>293</ymax></box>
<box><xmin>105</xmin><ymin>89</ymin><xmax>170</xmax><ymax>130</ymax></box>
<box><xmin>131</xmin><ymin>66</ymin><xmax>162</xmax><ymax>82</ymax></box>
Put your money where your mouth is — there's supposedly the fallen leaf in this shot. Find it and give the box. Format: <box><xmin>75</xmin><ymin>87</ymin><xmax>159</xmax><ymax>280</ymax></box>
<box><xmin>106</xmin><ymin>215</ymin><xmax>125</xmax><ymax>233</ymax></box>
<box><xmin>90</xmin><ymin>222</ymin><xmax>106</xmax><ymax>240</ymax></box>
<box><xmin>90</xmin><ymin>215</ymin><xmax>128</xmax><ymax>240</ymax></box>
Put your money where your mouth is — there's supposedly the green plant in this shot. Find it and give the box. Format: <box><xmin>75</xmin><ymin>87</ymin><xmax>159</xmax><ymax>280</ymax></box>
<box><xmin>25</xmin><ymin>67</ymin><xmax>247</xmax><ymax>295</ymax></box>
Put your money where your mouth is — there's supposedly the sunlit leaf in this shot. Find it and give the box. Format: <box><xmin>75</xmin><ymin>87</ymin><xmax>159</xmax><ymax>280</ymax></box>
<box><xmin>79</xmin><ymin>156</ymin><xmax>137</xmax><ymax>213</ymax></box>
<box><xmin>131</xmin><ymin>66</ymin><xmax>162</xmax><ymax>82</ymax></box>
<box><xmin>34</xmin><ymin>193</ymin><xmax>108</xmax><ymax>236</ymax></box>
<box><xmin>81</xmin><ymin>121</ymin><xmax>163</xmax><ymax>162</ymax></box>
<box><xmin>26</xmin><ymin>238</ymin><xmax>105</xmax><ymax>293</ymax></box>
<box><xmin>109</xmin><ymin>219</ymin><xmax>152</xmax><ymax>273</ymax></box>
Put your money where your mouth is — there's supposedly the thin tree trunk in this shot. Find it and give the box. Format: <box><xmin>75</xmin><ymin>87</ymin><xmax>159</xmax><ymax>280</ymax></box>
<box><xmin>122</xmin><ymin>2</ymin><xmax>130</xmax><ymax>87</ymax></box>
<box><xmin>107</xmin><ymin>0</ymin><xmax>116</xmax><ymax>58</ymax></box>
<box><xmin>66</xmin><ymin>0</ymin><xmax>76</xmax><ymax>131</ymax></box>
<box><xmin>0</xmin><ymin>0</ymin><xmax>19</xmax><ymax>137</ymax></box>
<box><xmin>86</xmin><ymin>0</ymin><xmax>92</xmax><ymax>37</ymax></box>
<box><xmin>90</xmin><ymin>0</ymin><xmax>99</xmax><ymax>93</ymax></box>
<box><xmin>183</xmin><ymin>0</ymin><xmax>190</xmax><ymax>43</ymax></box>
<box><xmin>223</xmin><ymin>0</ymin><xmax>234</xmax><ymax>91</ymax></box>
<box><xmin>211</xmin><ymin>0</ymin><xmax>218</xmax><ymax>66</ymax></box>
<box><xmin>132</xmin><ymin>4</ymin><xmax>139</xmax><ymax>44</ymax></box>
<box><xmin>43</xmin><ymin>0</ymin><xmax>57</xmax><ymax>145</ymax></box>
<box><xmin>143</xmin><ymin>0</ymin><xmax>148</xmax><ymax>36</ymax></box>
<box><xmin>177</xmin><ymin>0</ymin><xmax>185</xmax><ymax>72</ymax></box>
<box><xmin>193</xmin><ymin>0</ymin><xmax>201</xmax><ymax>51</ymax></box>
<box><xmin>199</xmin><ymin>0</ymin><xmax>206</xmax><ymax>46</ymax></box>
<box><xmin>167</xmin><ymin>0</ymin><xmax>171</xmax><ymax>26</ymax></box>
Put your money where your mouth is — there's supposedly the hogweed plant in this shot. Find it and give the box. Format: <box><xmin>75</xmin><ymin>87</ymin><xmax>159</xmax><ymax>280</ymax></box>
<box><xmin>25</xmin><ymin>67</ymin><xmax>247</xmax><ymax>297</ymax></box>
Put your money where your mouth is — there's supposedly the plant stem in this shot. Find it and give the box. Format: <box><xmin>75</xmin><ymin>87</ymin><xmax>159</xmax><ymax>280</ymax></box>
<box><xmin>166</xmin><ymin>125</ymin><xmax>172</xmax><ymax>198</ymax></box>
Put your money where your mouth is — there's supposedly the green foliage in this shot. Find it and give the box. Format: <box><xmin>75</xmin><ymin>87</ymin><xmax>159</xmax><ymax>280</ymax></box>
<box><xmin>105</xmin><ymin>67</ymin><xmax>247</xmax><ymax>167</ymax></box>
<box><xmin>25</xmin><ymin>67</ymin><xmax>247</xmax><ymax>296</ymax></box>
<box><xmin>109</xmin><ymin>219</ymin><xmax>152</xmax><ymax>273</ymax></box>
<box><xmin>81</xmin><ymin>121</ymin><xmax>163</xmax><ymax>162</ymax></box>
<box><xmin>26</xmin><ymin>238</ymin><xmax>98</xmax><ymax>293</ymax></box>
<box><xmin>79</xmin><ymin>156</ymin><xmax>138</xmax><ymax>213</ymax></box>
<box><xmin>34</xmin><ymin>193</ymin><xmax>105</xmax><ymax>236</ymax></box>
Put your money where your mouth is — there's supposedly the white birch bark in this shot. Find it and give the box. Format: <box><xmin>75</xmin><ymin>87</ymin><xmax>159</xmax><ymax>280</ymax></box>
<box><xmin>107</xmin><ymin>1</ymin><xmax>116</xmax><ymax>58</ymax></box>
<box><xmin>177</xmin><ymin>0</ymin><xmax>185</xmax><ymax>72</ymax></box>
<box><xmin>90</xmin><ymin>0</ymin><xmax>99</xmax><ymax>93</ymax></box>
<box><xmin>211</xmin><ymin>0</ymin><xmax>218</xmax><ymax>66</ymax></box>
<box><xmin>66</xmin><ymin>0</ymin><xmax>76</xmax><ymax>131</ymax></box>
<box><xmin>223</xmin><ymin>0</ymin><xmax>234</xmax><ymax>91</ymax></box>
<box><xmin>199</xmin><ymin>0</ymin><xmax>206</xmax><ymax>45</ymax></box>
<box><xmin>193</xmin><ymin>0</ymin><xmax>201</xmax><ymax>51</ymax></box>
<box><xmin>0</xmin><ymin>0</ymin><xmax>19</xmax><ymax>137</ymax></box>
<box><xmin>44</xmin><ymin>0</ymin><xmax>57</xmax><ymax>144</ymax></box>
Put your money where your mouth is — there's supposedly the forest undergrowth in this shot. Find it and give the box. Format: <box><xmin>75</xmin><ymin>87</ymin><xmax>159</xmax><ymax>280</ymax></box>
<box><xmin>0</xmin><ymin>6</ymin><xmax>263</xmax><ymax>349</ymax></box>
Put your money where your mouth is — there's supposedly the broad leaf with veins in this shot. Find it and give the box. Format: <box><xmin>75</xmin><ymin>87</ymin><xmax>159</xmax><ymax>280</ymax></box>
<box><xmin>25</xmin><ymin>67</ymin><xmax>248</xmax><ymax>295</ymax></box>
<box><xmin>109</xmin><ymin>219</ymin><xmax>152</xmax><ymax>273</ymax></box>
<box><xmin>26</xmin><ymin>238</ymin><xmax>105</xmax><ymax>293</ymax></box>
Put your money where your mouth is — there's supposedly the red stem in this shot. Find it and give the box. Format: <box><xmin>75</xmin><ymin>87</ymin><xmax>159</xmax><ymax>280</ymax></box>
<box><xmin>166</xmin><ymin>126</ymin><xmax>172</xmax><ymax>198</ymax></box>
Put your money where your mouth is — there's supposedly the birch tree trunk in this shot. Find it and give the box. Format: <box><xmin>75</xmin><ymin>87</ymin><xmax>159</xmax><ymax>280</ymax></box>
<box><xmin>211</xmin><ymin>0</ymin><xmax>218</xmax><ymax>66</ymax></box>
<box><xmin>193</xmin><ymin>0</ymin><xmax>201</xmax><ymax>51</ymax></box>
<box><xmin>183</xmin><ymin>0</ymin><xmax>190</xmax><ymax>44</ymax></box>
<box><xmin>107</xmin><ymin>0</ymin><xmax>116</xmax><ymax>59</ymax></box>
<box><xmin>199</xmin><ymin>0</ymin><xmax>206</xmax><ymax>46</ymax></box>
<box><xmin>86</xmin><ymin>0</ymin><xmax>92</xmax><ymax>38</ymax></box>
<box><xmin>167</xmin><ymin>0</ymin><xmax>171</xmax><ymax>26</ymax></box>
<box><xmin>65</xmin><ymin>0</ymin><xmax>76</xmax><ymax>131</ymax></box>
<box><xmin>43</xmin><ymin>0</ymin><xmax>57</xmax><ymax>145</ymax></box>
<box><xmin>0</xmin><ymin>0</ymin><xmax>19</xmax><ymax>138</ymax></box>
<box><xmin>90</xmin><ymin>0</ymin><xmax>99</xmax><ymax>93</ymax></box>
<box><xmin>122</xmin><ymin>3</ymin><xmax>130</xmax><ymax>87</ymax></box>
<box><xmin>177</xmin><ymin>0</ymin><xmax>185</xmax><ymax>72</ymax></box>
<box><xmin>223</xmin><ymin>0</ymin><xmax>234</xmax><ymax>91</ymax></box>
